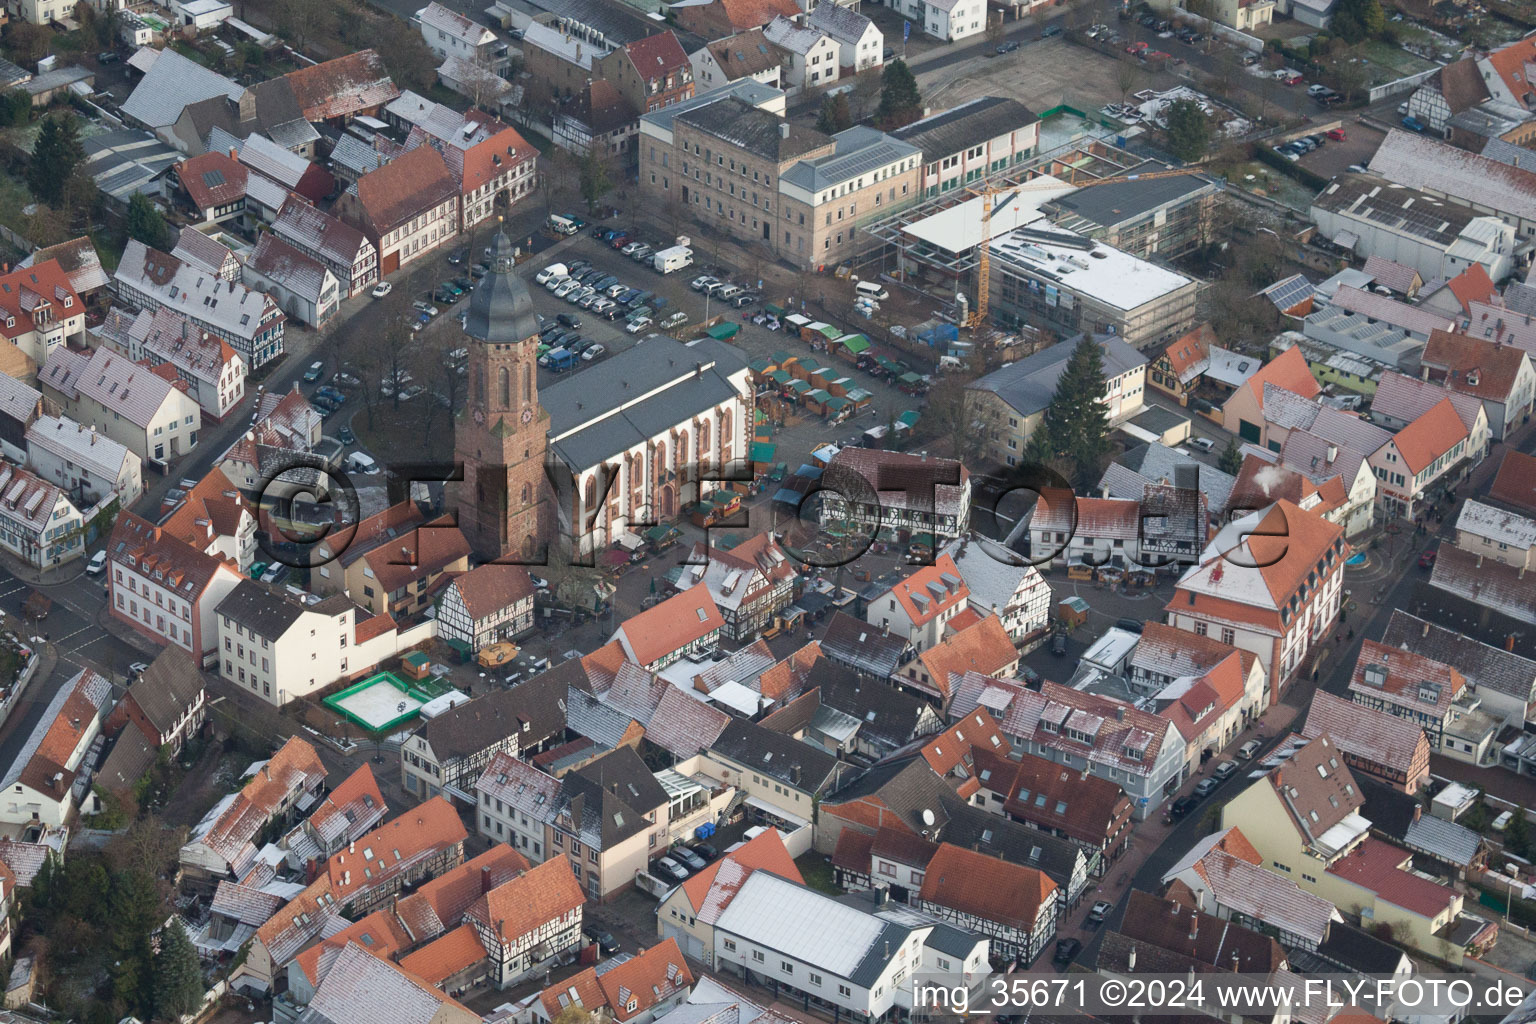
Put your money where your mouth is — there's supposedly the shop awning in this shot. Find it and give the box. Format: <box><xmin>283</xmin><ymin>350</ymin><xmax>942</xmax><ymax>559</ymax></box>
<box><xmin>750</xmin><ymin>441</ymin><xmax>777</xmax><ymax>462</ymax></box>
<box><xmin>764</xmin><ymin>303</ymin><xmax>787</xmax><ymax>316</ymax></box>
<box><xmin>645</xmin><ymin>524</ymin><xmax>679</xmax><ymax>543</ymax></box>
<box><xmin>839</xmin><ymin>334</ymin><xmax>870</xmax><ymax>354</ymax></box>
<box><xmin>899</xmin><ymin>372</ymin><xmax>923</xmax><ymax>385</ymax></box>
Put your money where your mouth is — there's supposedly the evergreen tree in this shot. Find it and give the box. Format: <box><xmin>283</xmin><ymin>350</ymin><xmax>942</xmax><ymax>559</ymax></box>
<box><xmin>0</xmin><ymin>90</ymin><xmax>30</xmax><ymax>127</ymax></box>
<box><xmin>153</xmin><ymin>922</ymin><xmax>206</xmax><ymax>1021</ymax></box>
<box><xmin>28</xmin><ymin>113</ymin><xmax>84</xmax><ymax>207</ymax></box>
<box><xmin>1218</xmin><ymin>438</ymin><xmax>1243</xmax><ymax>475</ymax></box>
<box><xmin>1508</xmin><ymin>807</ymin><xmax>1532</xmax><ymax>859</ymax></box>
<box><xmin>876</xmin><ymin>60</ymin><xmax>922</xmax><ymax>128</ymax></box>
<box><xmin>1040</xmin><ymin>335</ymin><xmax>1110</xmax><ymax>489</ymax></box>
<box><xmin>816</xmin><ymin>92</ymin><xmax>852</xmax><ymax>135</ymax></box>
<box><xmin>126</xmin><ymin>193</ymin><xmax>170</xmax><ymax>250</ymax></box>
<box><xmin>1164</xmin><ymin>98</ymin><xmax>1211</xmax><ymax>163</ymax></box>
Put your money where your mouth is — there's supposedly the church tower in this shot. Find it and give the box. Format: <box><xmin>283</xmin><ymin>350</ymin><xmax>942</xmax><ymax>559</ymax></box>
<box><xmin>453</xmin><ymin>226</ymin><xmax>550</xmax><ymax>562</ymax></box>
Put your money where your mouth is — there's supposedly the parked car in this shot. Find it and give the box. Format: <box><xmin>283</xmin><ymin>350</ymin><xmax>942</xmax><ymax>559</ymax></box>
<box><xmin>996</xmin><ymin>39</ymin><xmax>1020</xmax><ymax>53</ymax></box>
<box><xmin>432</xmin><ymin>287</ymin><xmax>456</xmax><ymax>303</ymax></box>
<box><xmin>581</xmin><ymin>343</ymin><xmax>605</xmax><ymax>361</ymax></box>
<box><xmin>1193</xmin><ymin>778</ymin><xmax>1220</xmax><ymax>798</ymax></box>
<box><xmin>1237</xmin><ymin>739</ymin><xmax>1262</xmax><ymax>760</ymax></box>
<box><xmin>1050</xmin><ymin>632</ymin><xmax>1068</xmax><ymax>655</ymax></box>
<box><xmin>674</xmin><ymin>848</ymin><xmax>708</xmax><ymax>871</ymax></box>
<box><xmin>412</xmin><ymin>300</ymin><xmax>437</xmax><ymax>316</ymax></box>
<box><xmin>1191</xmin><ymin>436</ymin><xmax>1215</xmax><ymax>452</ymax></box>
<box><xmin>1419</xmin><ymin>548</ymin><xmax>1438</xmax><ymax>569</ymax></box>
<box><xmin>1402</xmin><ymin>115</ymin><xmax>1426</xmax><ymax>132</ymax></box>
<box><xmin>303</xmin><ymin>361</ymin><xmax>325</xmax><ymax>383</ymax></box>
<box><xmin>1213</xmin><ymin>760</ymin><xmax>1239</xmax><ymax>780</ymax></box>
<box><xmin>661</xmin><ymin>311</ymin><xmax>689</xmax><ymax>328</ymax></box>
<box><xmin>448</xmin><ymin>247</ymin><xmax>467</xmax><ymax>265</ymax></box>
<box><xmin>730</xmin><ymin>292</ymin><xmax>757</xmax><ymax>308</ymax></box>
<box><xmin>469</xmin><ymin>263</ymin><xmax>489</xmax><ymax>279</ymax></box>
<box><xmin>371</xmin><ymin>281</ymin><xmax>393</xmax><ymax>298</ymax></box>
<box><xmin>1041</xmin><ymin>24</ymin><xmax>1061</xmax><ymax>36</ymax></box>
<box><xmin>691</xmin><ymin>842</ymin><xmax>718</xmax><ymax>861</ymax></box>
<box><xmin>557</xmin><ymin>312</ymin><xmax>582</xmax><ymax>328</ymax></box>
<box><xmin>1326</xmin><ymin>127</ymin><xmax>1347</xmax><ymax>141</ymax></box>
<box><xmin>85</xmin><ymin>550</ymin><xmax>107</xmax><ymax>575</ymax></box>
<box><xmin>338</xmin><ymin>426</ymin><xmax>356</xmax><ymax>445</ymax></box>
<box><xmin>1054</xmin><ymin>939</ymin><xmax>1082</xmax><ymax>965</ymax></box>
<box><xmin>1114</xmin><ymin>617</ymin><xmax>1144</xmax><ymax>634</ymax></box>
<box><xmin>626</xmin><ymin>317</ymin><xmax>653</xmax><ymax>334</ymax></box>
<box><xmin>584</xmin><ymin>929</ymin><xmax>620</xmax><ymax>955</ymax></box>
<box><xmin>440</xmin><ymin>280</ymin><xmax>464</xmax><ymax>296</ymax></box>
<box><xmin>1087</xmin><ymin>900</ymin><xmax>1114</xmax><ymax>925</ymax></box>
<box><xmin>97</xmin><ymin>51</ymin><xmax>121</xmax><ymax>63</ymax></box>
<box><xmin>656</xmin><ymin>856</ymin><xmax>689</xmax><ymax>881</ymax></box>
<box><xmin>621</xmin><ymin>241</ymin><xmax>645</xmax><ymax>256</ymax></box>
<box><xmin>1169</xmin><ymin>795</ymin><xmax>1199</xmax><ymax>817</ymax></box>
<box><xmin>691</xmin><ymin>275</ymin><xmax>718</xmax><ymax>291</ymax></box>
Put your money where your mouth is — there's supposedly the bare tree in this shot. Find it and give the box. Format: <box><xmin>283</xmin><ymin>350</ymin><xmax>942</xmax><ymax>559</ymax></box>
<box><xmin>454</xmin><ymin>53</ymin><xmax>511</xmax><ymax>112</ymax></box>
<box><xmin>274</xmin><ymin>0</ymin><xmax>334</xmax><ymax>52</ymax></box>
<box><xmin>1116</xmin><ymin>59</ymin><xmax>1143</xmax><ymax>104</ymax></box>
<box><xmin>986</xmin><ymin>10</ymin><xmax>1006</xmax><ymax>47</ymax></box>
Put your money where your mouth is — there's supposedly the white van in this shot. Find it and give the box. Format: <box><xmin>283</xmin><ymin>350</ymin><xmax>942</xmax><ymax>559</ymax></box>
<box><xmin>856</xmin><ymin>281</ymin><xmax>890</xmax><ymax>302</ymax></box>
<box><xmin>536</xmin><ymin>263</ymin><xmax>569</xmax><ymax>285</ymax></box>
<box><xmin>346</xmin><ymin>452</ymin><xmax>379</xmax><ymax>474</ymax></box>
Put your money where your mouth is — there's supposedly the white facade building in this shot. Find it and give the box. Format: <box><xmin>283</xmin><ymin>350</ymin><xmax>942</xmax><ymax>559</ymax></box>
<box><xmin>0</xmin><ymin>668</ymin><xmax>111</xmax><ymax>827</ymax></box>
<box><xmin>39</xmin><ymin>346</ymin><xmax>202</xmax><ymax>466</ymax></box>
<box><xmin>416</xmin><ymin>2</ymin><xmax>505</xmax><ymax>69</ymax></box>
<box><xmin>940</xmin><ymin>535</ymin><xmax>1050</xmax><ymax>644</ymax></box>
<box><xmin>881</xmin><ymin>0</ymin><xmax>985</xmax><ymax>40</ymax></box>
<box><xmin>762</xmin><ymin>16</ymin><xmax>841</xmax><ymax>93</ymax></box>
<box><xmin>25</xmin><ymin>415</ymin><xmax>144</xmax><ymax>508</ymax></box>
<box><xmin>809</xmin><ymin>4</ymin><xmax>882</xmax><ymax>73</ymax></box>
<box><xmin>94</xmin><ymin>306</ymin><xmax>247</xmax><ymax>421</ymax></box>
<box><xmin>0</xmin><ymin>462</ymin><xmax>85</xmax><ymax>570</ymax></box>
<box><xmin>107</xmin><ymin>511</ymin><xmax>243</xmax><ymax>658</ymax></box>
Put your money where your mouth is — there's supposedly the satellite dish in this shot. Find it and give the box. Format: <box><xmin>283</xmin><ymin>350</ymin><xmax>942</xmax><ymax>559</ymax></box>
<box><xmin>922</xmin><ymin>808</ymin><xmax>935</xmax><ymax>826</ymax></box>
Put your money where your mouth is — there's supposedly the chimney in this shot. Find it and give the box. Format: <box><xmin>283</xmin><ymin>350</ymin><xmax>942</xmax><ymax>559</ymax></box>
<box><xmin>482</xmin><ymin>865</ymin><xmax>491</xmax><ymax>890</ymax></box>
<box><xmin>1188</xmin><ymin>912</ymin><xmax>1198</xmax><ymax>943</ymax></box>
<box><xmin>1422</xmin><ymin>622</ymin><xmax>1430</xmax><ymax>638</ymax></box>
<box><xmin>779</xmin><ymin>122</ymin><xmax>790</xmax><ymax>139</ymax></box>
<box><xmin>230</xmin><ymin>147</ymin><xmax>237</xmax><ymax>160</ymax></box>
<box><xmin>1128</xmin><ymin>947</ymin><xmax>1137</xmax><ymax>970</ymax></box>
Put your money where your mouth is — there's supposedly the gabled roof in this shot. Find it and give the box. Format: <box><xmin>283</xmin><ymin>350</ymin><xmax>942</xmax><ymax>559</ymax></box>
<box><xmin>1381</xmin><ymin>608</ymin><xmax>1536</xmax><ymax>703</ymax></box>
<box><xmin>273</xmin><ymin>196</ymin><xmax>374</xmax><ymax>268</ymax></box>
<box><xmin>702</xmin><ymin>29</ymin><xmax>784</xmax><ymax>80</ymax></box>
<box><xmin>622</xmin><ymin>31</ymin><xmax>691</xmax><ymax>78</ymax></box>
<box><xmin>396</xmin><ymin>923</ymin><xmax>486</xmax><ymax>986</ymax></box>
<box><xmin>395</xmin><ymin>843</ymin><xmax>530</xmax><ymax>943</ymax></box>
<box><xmin>1234</xmin><ymin>346</ymin><xmax>1321</xmax><ymax>410</ymax></box>
<box><xmin>1368</xmin><ymin>128</ymin><xmax>1536</xmax><ymax>225</ymax></box>
<box><xmin>323</xmin><ymin>796</ymin><xmax>467</xmax><ymax>904</ymax></box>
<box><xmin>346</xmin><ymin>145</ymin><xmax>458</xmax><ymax>235</ymax></box>
<box><xmin>644</xmin><ymin>687</ymin><xmax>731</xmax><ymax>759</ymax></box>
<box><xmin>188</xmin><ymin>736</ymin><xmax>326</xmax><ymax>869</ymax></box>
<box><xmin>972</xmin><ymin>746</ymin><xmax>1129</xmax><ymax>846</ymax></box>
<box><xmin>284</xmin><ymin>50</ymin><xmax>399</xmax><ymax>121</ymax></box>
<box><xmin>1444</xmin><ymin>264</ymin><xmax>1498</xmax><ymax>313</ymax></box>
<box><xmin>889</xmin><ymin>96</ymin><xmax>1039</xmax><ymax>165</ymax></box>
<box><xmin>912</xmin><ymin>614</ymin><xmax>1016</xmax><ymax>700</ymax></box>
<box><xmin>710</xmin><ymin>717</ymin><xmax>843</xmax><ymax>793</ymax></box>
<box><xmin>918</xmin><ymin>708</ymin><xmax>1006</xmax><ymax>778</ymax></box>
<box><xmin>917</xmin><ymin>842</ymin><xmax>1055</xmax><ymax>930</ymax></box>
<box><xmin>1423</xmin><ymin>329</ymin><xmax>1532</xmax><ymax>404</ymax></box>
<box><xmin>130</xmin><ymin>305</ymin><xmax>243</xmax><ymax>387</ymax></box>
<box><xmin>820</xmin><ymin>610</ymin><xmax>909</xmax><ymax>677</ymax></box>
<box><xmin>1162</xmin><ymin>323</ymin><xmax>1214</xmax><ymax>383</ymax></box>
<box><xmin>1491</xmin><ymin>448</ymin><xmax>1536</xmax><ymax>515</ymax></box>
<box><xmin>1360</xmin><ymin>255</ymin><xmax>1422</xmax><ymax>295</ymax></box>
<box><xmin>302</xmin><ymin>940</ymin><xmax>476</xmax><ymax>1024</ymax></box>
<box><xmin>678</xmin><ymin>826</ymin><xmax>804</xmax><ymax>917</ymax></box>
<box><xmin>1388</xmin><ymin>398</ymin><xmax>1470</xmax><ymax>476</ymax></box>
<box><xmin>124</xmin><ymin>645</ymin><xmax>204</xmax><ymax>741</ymax></box>
<box><xmin>880</xmin><ymin>554</ymin><xmax>969</xmax><ymax>628</ymax></box>
<box><xmin>1118</xmin><ymin>889</ymin><xmax>1287</xmax><ymax>972</ymax></box>
<box><xmin>246</xmin><ymin>232</ymin><xmax>334</xmax><ymax>304</ymax></box>
<box><xmin>122</xmin><ymin>48</ymin><xmax>242</xmax><ymax>128</ymax></box>
<box><xmin>1302</xmin><ymin>690</ymin><xmax>1428</xmax><ymax>778</ymax></box>
<box><xmin>1264</xmin><ymin>734</ymin><xmax>1365</xmax><ymax>846</ymax></box>
<box><xmin>1370</xmin><ymin>371</ymin><xmax>1485</xmax><ymax>436</ymax></box>
<box><xmin>1482</xmin><ymin>35</ymin><xmax>1536</xmax><ymax>109</ymax></box>
<box><xmin>1</xmin><ymin>667</ymin><xmax>111</xmax><ymax>800</ymax></box>
<box><xmin>1349</xmin><ymin>638</ymin><xmax>1467</xmax><ymax>719</ymax></box>
<box><xmin>358</xmin><ymin>515</ymin><xmax>470</xmax><ymax>593</ymax></box>
<box><xmin>612</xmin><ymin>585</ymin><xmax>724</xmax><ymax>667</ymax></box>
<box><xmin>466</xmin><ymin>857</ymin><xmax>584</xmax><ymax>943</ymax></box>
<box><xmin>162</xmin><ymin>465</ymin><xmax>249</xmax><ymax>551</ymax></box>
<box><xmin>417</xmin><ymin>668</ymin><xmax>580</xmax><ymax>761</ymax></box>
<box><xmin>0</xmin><ymin>259</ymin><xmax>84</xmax><ymax>347</ymax></box>
<box><xmin>41</xmin><ymin>345</ymin><xmax>186</xmax><ymax>429</ymax></box>
<box><xmin>1430</xmin><ymin>543</ymin><xmax>1536</xmax><ymax>627</ymax></box>
<box><xmin>444</xmin><ymin>563</ymin><xmax>534</xmax><ymax>622</ymax></box>
<box><xmin>109</xmin><ymin>510</ymin><xmax>236</xmax><ymax>609</ymax></box>
<box><xmin>176</xmin><ymin>150</ymin><xmax>247</xmax><ymax>212</ymax></box>
<box><xmin>806</xmin><ymin>2</ymin><xmax>877</xmax><ymax>45</ymax></box>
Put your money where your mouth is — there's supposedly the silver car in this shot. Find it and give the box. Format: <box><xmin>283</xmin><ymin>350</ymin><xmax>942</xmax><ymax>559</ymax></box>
<box><xmin>656</xmin><ymin>856</ymin><xmax>689</xmax><ymax>881</ymax></box>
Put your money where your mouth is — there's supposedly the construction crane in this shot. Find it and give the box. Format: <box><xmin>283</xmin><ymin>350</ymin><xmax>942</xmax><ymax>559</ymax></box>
<box><xmin>962</xmin><ymin>165</ymin><xmax>1211</xmax><ymax>329</ymax></box>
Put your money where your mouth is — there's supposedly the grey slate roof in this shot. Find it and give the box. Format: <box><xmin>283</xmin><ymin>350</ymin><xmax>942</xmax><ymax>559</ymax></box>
<box><xmin>81</xmin><ymin>129</ymin><xmax>180</xmax><ymax>203</ymax></box>
<box><xmin>710</xmin><ymin>717</ymin><xmax>843</xmax><ymax>793</ymax></box>
<box><xmin>820</xmin><ymin>609</ymin><xmax>909</xmax><ymax>678</ymax></box>
<box><xmin>566</xmin><ymin>686</ymin><xmax>638</xmax><ymax>749</ymax></box>
<box><xmin>819</xmin><ymin>664</ymin><xmax>936</xmax><ymax>751</ymax></box>
<box><xmin>464</xmin><ymin>231</ymin><xmax>538</xmax><ymax>343</ymax></box>
<box><xmin>544</xmin><ymin>336</ymin><xmax>748</xmax><ymax>471</ymax></box>
<box><xmin>215</xmin><ymin>579</ymin><xmax>311</xmax><ymax>641</ymax></box>
<box><xmin>1502</xmin><ymin>281</ymin><xmax>1536</xmax><ymax>318</ymax></box>
<box><xmin>1103</xmin><ymin>441</ymin><xmax>1235</xmax><ymax>515</ymax></box>
<box><xmin>968</xmin><ymin>334</ymin><xmax>1148</xmax><ymax>419</ymax></box>
<box><xmin>418</xmin><ymin>664</ymin><xmax>584</xmax><ymax>760</ymax></box>
<box><xmin>806</xmin><ymin>3</ymin><xmax>876</xmax><ymax>46</ymax></box>
<box><xmin>122</xmin><ymin>48</ymin><xmax>243</xmax><ymax>129</ymax></box>
<box><xmin>1049</xmin><ymin>162</ymin><xmax>1215</xmax><ymax>230</ymax></box>
<box><xmin>130</xmin><ymin>646</ymin><xmax>205</xmax><ymax>737</ymax></box>
<box><xmin>890</xmin><ymin>96</ymin><xmax>1039</xmax><ymax>164</ymax></box>
<box><xmin>780</xmin><ymin>125</ymin><xmax>918</xmax><ymax>193</ymax></box>
<box><xmin>674</xmin><ymin>97</ymin><xmax>828</xmax><ymax>162</ymax></box>
<box><xmin>1380</xmin><ymin>609</ymin><xmax>1536</xmax><ymax>703</ymax></box>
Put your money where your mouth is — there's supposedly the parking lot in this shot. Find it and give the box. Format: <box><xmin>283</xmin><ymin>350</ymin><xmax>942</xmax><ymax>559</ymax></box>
<box><xmin>1294</xmin><ymin>120</ymin><xmax>1384</xmax><ymax>179</ymax></box>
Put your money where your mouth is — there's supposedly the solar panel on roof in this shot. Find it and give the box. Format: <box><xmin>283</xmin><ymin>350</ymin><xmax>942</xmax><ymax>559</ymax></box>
<box><xmin>202</xmin><ymin>169</ymin><xmax>226</xmax><ymax>187</ymax></box>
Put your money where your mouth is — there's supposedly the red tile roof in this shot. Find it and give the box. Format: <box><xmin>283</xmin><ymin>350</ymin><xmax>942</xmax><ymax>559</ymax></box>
<box><xmin>1164</xmin><ymin>323</ymin><xmax>1214</xmax><ymax>382</ymax></box>
<box><xmin>914</xmin><ymin>615</ymin><xmax>1017</xmax><ymax>700</ymax></box>
<box><xmin>1242</xmin><ymin>347</ymin><xmax>1321</xmax><ymax>409</ymax></box>
<box><xmin>1483</xmin><ymin>35</ymin><xmax>1536</xmax><ymax>109</ymax></box>
<box><xmin>395</xmin><ymin>844</ymin><xmax>530</xmax><ymax>942</ymax></box>
<box><xmin>1444</xmin><ymin>265</ymin><xmax>1498</xmax><ymax>313</ymax></box>
<box><xmin>466</xmin><ymin>857</ymin><xmax>583</xmax><ymax>943</ymax></box>
<box><xmin>447</xmin><ymin>563</ymin><xmax>534</xmax><ymax>622</ymax></box>
<box><xmin>592</xmin><ymin>939</ymin><xmax>694</xmax><ymax>1022</ymax></box>
<box><xmin>161</xmin><ymin>465</ymin><xmax>250</xmax><ymax>553</ymax></box>
<box><xmin>396</xmin><ymin>923</ymin><xmax>487</xmax><ymax>986</ymax></box>
<box><xmin>920</xmin><ymin>708</ymin><xmax>1007</xmax><ymax>777</ymax></box>
<box><xmin>886</xmin><ymin>554</ymin><xmax>969</xmax><ymax>628</ymax></box>
<box><xmin>324</xmin><ymin>796</ymin><xmax>466</xmax><ymax>903</ymax></box>
<box><xmin>459</xmin><ymin>119</ymin><xmax>535</xmax><ymax>198</ymax></box>
<box><xmin>1117</xmin><ymin>890</ymin><xmax>1286</xmax><ymax>971</ymax></box>
<box><xmin>623</xmin><ymin>31</ymin><xmax>691</xmax><ymax>79</ymax></box>
<box><xmin>615</xmin><ymin>585</ymin><xmax>724</xmax><ymax>666</ymax></box>
<box><xmin>1325</xmin><ymin>838</ymin><xmax>1459</xmax><ymax>917</ymax></box>
<box><xmin>1423</xmin><ymin>329</ymin><xmax>1533</xmax><ymax>405</ymax></box>
<box><xmin>917</xmin><ymin>842</ymin><xmax>1055</xmax><ymax>931</ymax></box>
<box><xmin>306</xmin><ymin>762</ymin><xmax>386</xmax><ymax>838</ymax></box>
<box><xmin>972</xmin><ymin>747</ymin><xmax>1131</xmax><ymax>848</ymax></box>
<box><xmin>1490</xmin><ymin>450</ymin><xmax>1536</xmax><ymax>515</ymax></box>
<box><xmin>285</xmin><ymin>50</ymin><xmax>400</xmax><ymax>121</ymax></box>
<box><xmin>678</xmin><ymin>827</ymin><xmax>803</xmax><ymax>914</ymax></box>
<box><xmin>1388</xmin><ymin>397</ymin><xmax>1469</xmax><ymax>476</ymax></box>
<box><xmin>177</xmin><ymin>151</ymin><xmax>248</xmax><ymax>212</ymax></box>
<box><xmin>349</xmin><ymin>145</ymin><xmax>458</xmax><ymax>236</ymax></box>
<box><xmin>360</xmin><ymin>516</ymin><xmax>471</xmax><ymax>594</ymax></box>
<box><xmin>291</xmin><ymin>907</ymin><xmax>411</xmax><ymax>987</ymax></box>
<box><xmin>0</xmin><ymin>260</ymin><xmax>84</xmax><ymax>347</ymax></box>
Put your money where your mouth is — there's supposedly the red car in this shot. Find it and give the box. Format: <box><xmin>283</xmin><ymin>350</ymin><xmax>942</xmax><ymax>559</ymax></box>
<box><xmin>1125</xmin><ymin>41</ymin><xmax>1148</xmax><ymax>52</ymax></box>
<box><xmin>1147</xmin><ymin>50</ymin><xmax>1171</xmax><ymax>59</ymax></box>
<box><xmin>1418</xmin><ymin>548</ymin><xmax>1438</xmax><ymax>569</ymax></box>
<box><xmin>1326</xmin><ymin>127</ymin><xmax>1347</xmax><ymax>141</ymax></box>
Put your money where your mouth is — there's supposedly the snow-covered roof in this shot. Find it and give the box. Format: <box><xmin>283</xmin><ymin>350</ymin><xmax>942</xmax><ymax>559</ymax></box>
<box><xmin>1456</xmin><ymin>498</ymin><xmax>1536</xmax><ymax>550</ymax></box>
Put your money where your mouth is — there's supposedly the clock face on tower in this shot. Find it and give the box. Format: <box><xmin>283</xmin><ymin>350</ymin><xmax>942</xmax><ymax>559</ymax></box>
<box><xmin>473</xmin><ymin>407</ymin><xmax>485</xmax><ymax>424</ymax></box>
<box><xmin>522</xmin><ymin>407</ymin><xmax>534</xmax><ymax>424</ymax></box>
